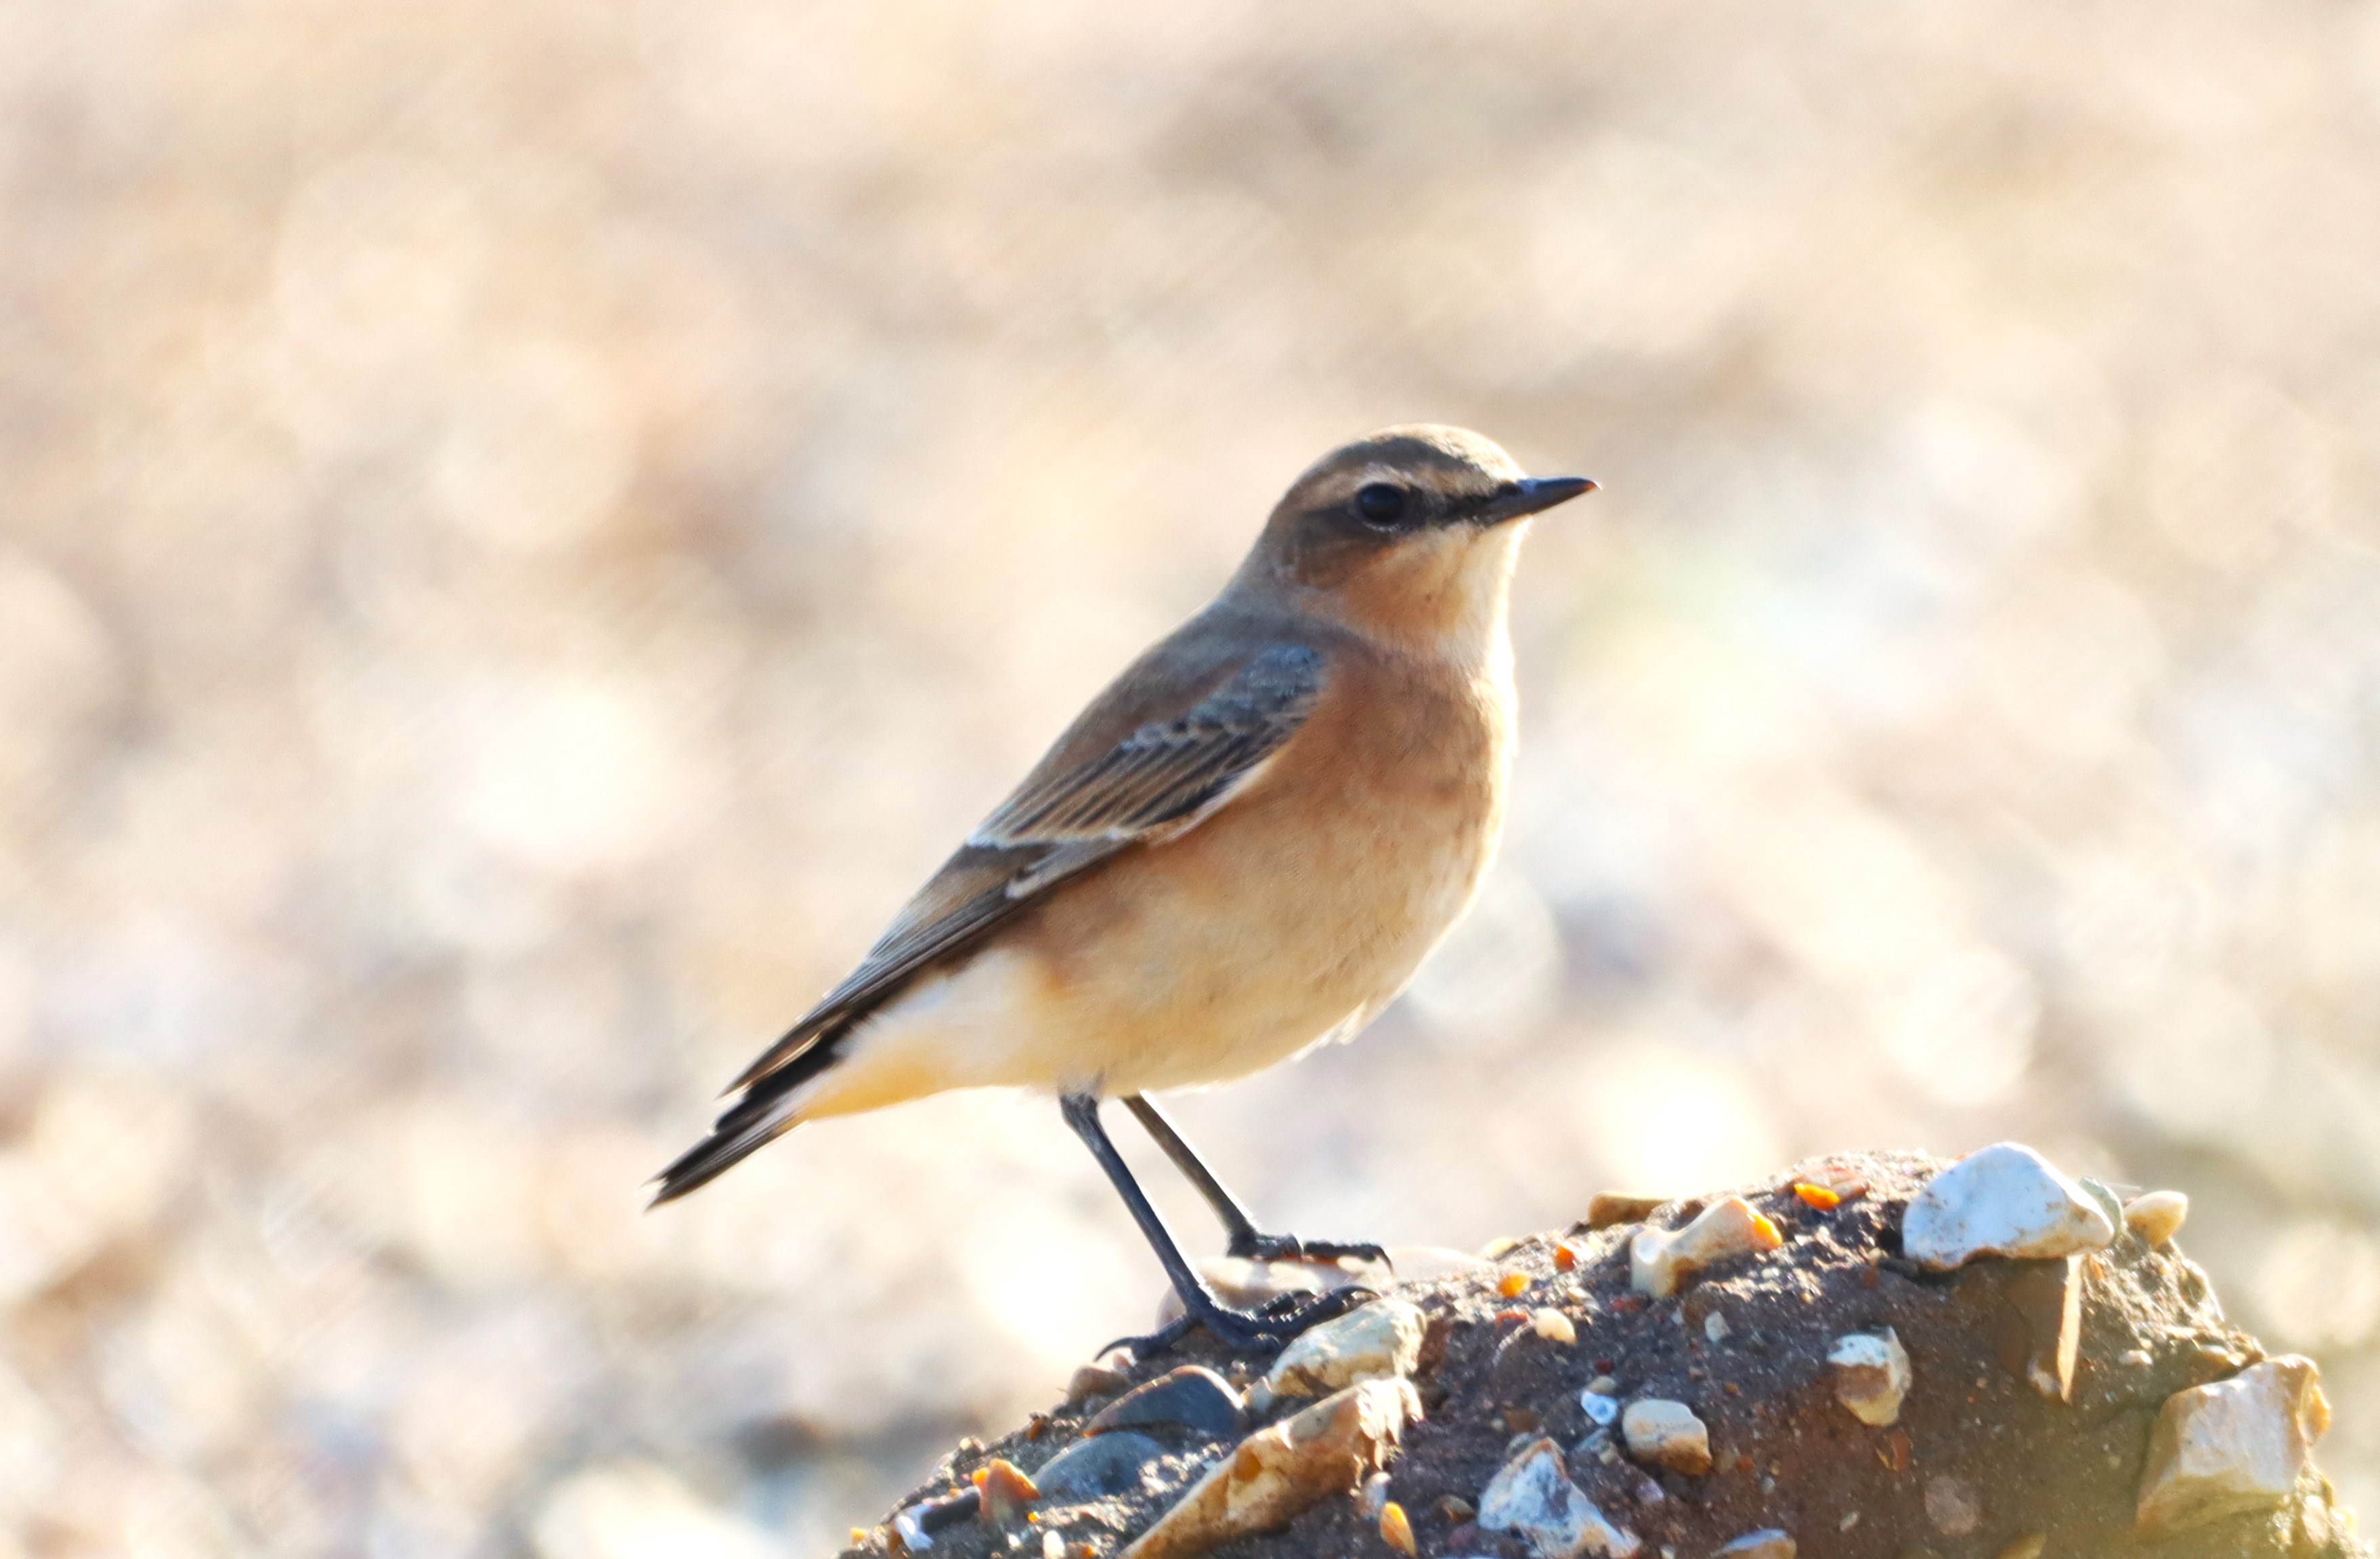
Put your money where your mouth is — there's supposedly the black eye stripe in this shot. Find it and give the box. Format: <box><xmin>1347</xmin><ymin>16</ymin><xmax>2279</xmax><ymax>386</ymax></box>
<box><xmin>1353</xmin><ymin>483</ymin><xmax>1408</xmax><ymax>527</ymax></box>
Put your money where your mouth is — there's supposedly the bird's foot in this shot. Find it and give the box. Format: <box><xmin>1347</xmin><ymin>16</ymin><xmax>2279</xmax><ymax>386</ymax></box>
<box><xmin>1227</xmin><ymin>1230</ymin><xmax>1393</xmax><ymax>1271</ymax></box>
<box><xmin>1102</xmin><ymin>1282</ymin><xmax>1380</xmax><ymax>1360</ymax></box>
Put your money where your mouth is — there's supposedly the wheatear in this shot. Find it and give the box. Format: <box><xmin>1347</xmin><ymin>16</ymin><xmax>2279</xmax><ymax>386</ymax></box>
<box><xmin>656</xmin><ymin>425</ymin><xmax>1592</xmax><ymax>1348</ymax></box>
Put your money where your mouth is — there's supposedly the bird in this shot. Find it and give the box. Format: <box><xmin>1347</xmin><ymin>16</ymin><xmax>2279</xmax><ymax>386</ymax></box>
<box><xmin>654</xmin><ymin>424</ymin><xmax>1593</xmax><ymax>1349</ymax></box>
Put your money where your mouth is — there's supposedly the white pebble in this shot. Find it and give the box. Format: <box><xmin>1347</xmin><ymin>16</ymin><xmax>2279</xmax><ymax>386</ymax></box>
<box><xmin>1829</xmin><ymin>1328</ymin><xmax>1912</xmax><ymax>1427</ymax></box>
<box><xmin>1621</xmin><ymin>1399</ymin><xmax>1712</xmax><ymax>1476</ymax></box>
<box><xmin>2124</xmin><ymin>1190</ymin><xmax>2188</xmax><ymax>1248</ymax></box>
<box><xmin>1902</xmin><ymin>1143</ymin><xmax>2115</xmax><ymax>1271</ymax></box>
<box><xmin>1532</xmin><ymin>1308</ymin><xmax>1577</xmax><ymax>1344</ymax></box>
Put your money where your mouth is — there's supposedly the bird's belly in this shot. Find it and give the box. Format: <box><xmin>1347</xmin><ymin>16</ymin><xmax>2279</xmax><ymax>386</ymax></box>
<box><xmin>1021</xmin><ymin>760</ymin><xmax>1502</xmax><ymax>1095</ymax></box>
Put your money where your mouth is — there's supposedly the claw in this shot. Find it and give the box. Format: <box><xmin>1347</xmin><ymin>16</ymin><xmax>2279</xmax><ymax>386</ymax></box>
<box><xmin>1228</xmin><ymin>1231</ymin><xmax>1395</xmax><ymax>1271</ymax></box>
<box><xmin>1108</xmin><ymin>1283</ymin><xmax>1381</xmax><ymax>1359</ymax></box>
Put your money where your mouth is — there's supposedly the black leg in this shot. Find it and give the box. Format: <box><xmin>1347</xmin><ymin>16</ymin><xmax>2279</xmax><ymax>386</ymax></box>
<box><xmin>1061</xmin><ymin>1093</ymin><xmax>1375</xmax><ymax>1354</ymax></box>
<box><xmin>1120</xmin><ymin>1093</ymin><xmax>1390</xmax><ymax>1268</ymax></box>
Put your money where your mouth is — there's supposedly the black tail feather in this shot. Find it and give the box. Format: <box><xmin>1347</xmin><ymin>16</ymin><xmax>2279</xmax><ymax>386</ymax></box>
<box><xmin>649</xmin><ymin>1027</ymin><xmax>852</xmax><ymax>1206</ymax></box>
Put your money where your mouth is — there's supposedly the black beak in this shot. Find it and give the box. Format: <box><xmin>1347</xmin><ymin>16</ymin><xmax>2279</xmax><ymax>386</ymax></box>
<box><xmin>1475</xmin><ymin>475</ymin><xmax>1595</xmax><ymax>526</ymax></box>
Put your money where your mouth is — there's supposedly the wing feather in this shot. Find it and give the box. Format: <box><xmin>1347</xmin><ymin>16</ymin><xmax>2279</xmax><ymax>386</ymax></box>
<box><xmin>724</xmin><ymin>642</ymin><xmax>1325</xmax><ymax>1091</ymax></box>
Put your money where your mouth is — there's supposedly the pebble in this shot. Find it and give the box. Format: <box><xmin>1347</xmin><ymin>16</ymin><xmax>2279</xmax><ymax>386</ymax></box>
<box><xmin>1360</xmin><ymin>1470</ymin><xmax>1392</xmax><ymax>1518</ymax></box>
<box><xmin>1924</xmin><ymin>1474</ymin><xmax>1981</xmax><ymax>1537</ymax></box>
<box><xmin>1066</xmin><ymin>1355</ymin><xmax>1133</xmax><ymax>1404</ymax></box>
<box><xmin>1996</xmin><ymin>1255</ymin><xmax>2082</xmax><ymax>1402</ymax></box>
<box><xmin>1120</xmin><ymin>1378</ymin><xmax>1419</xmax><ymax>1559</ymax></box>
<box><xmin>2124</xmin><ymin>1190</ymin><xmax>2189</xmax><ymax>1248</ymax></box>
<box><xmin>1828</xmin><ymin>1328</ymin><xmax>1911</xmax><ymax>1427</ymax></box>
<box><xmin>1532</xmin><ymin>1309</ymin><xmax>1577</xmax><ymax>1344</ymax></box>
<box><xmin>1630</xmin><ymin>1198</ymin><xmax>1783</xmax><ymax>1299</ymax></box>
<box><xmin>1261</xmin><ymin>1298</ymin><xmax>1425</xmax><ymax>1400</ymax></box>
<box><xmin>1702</xmin><ymin>1311</ymin><xmax>1731</xmax><ymax>1344</ymax></box>
<box><xmin>976</xmin><ymin>1460</ymin><xmax>1038</xmax><ymax>1525</ymax></box>
<box><xmin>1901</xmin><ymin>1143</ymin><xmax>2115</xmax><ymax>1271</ymax></box>
<box><xmin>1086</xmin><ymin>1366</ymin><xmax>1242</xmax><ymax>1441</ymax></box>
<box><xmin>1620</xmin><ymin>1400</ymin><xmax>1712</xmax><ymax>1476</ymax></box>
<box><xmin>1034</xmin><ymin>1432</ymin><xmax>1165</xmax><ymax>1502</ymax></box>
<box><xmin>1379</xmin><ymin>1501</ymin><xmax>1416</xmax><ymax>1556</ymax></box>
<box><xmin>1588</xmin><ymin>1191</ymin><xmax>1668</xmax><ymax>1230</ymax></box>
<box><xmin>1714</xmin><ymin>1531</ymin><xmax>1795</xmax><ymax>1558</ymax></box>
<box><xmin>1997</xmin><ymin>1537</ymin><xmax>2048</xmax><ymax>1559</ymax></box>
<box><xmin>1478</xmin><ymin>1436</ymin><xmax>1643</xmax><ymax>1558</ymax></box>
<box><xmin>2136</xmin><ymin>1355</ymin><xmax>2331</xmax><ymax>1531</ymax></box>
<box><xmin>1579</xmin><ymin>1388</ymin><xmax>1620</xmax><ymax>1428</ymax></box>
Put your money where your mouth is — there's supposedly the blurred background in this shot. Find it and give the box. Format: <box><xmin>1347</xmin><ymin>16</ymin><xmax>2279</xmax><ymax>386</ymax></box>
<box><xmin>6</xmin><ymin>0</ymin><xmax>2380</xmax><ymax>1553</ymax></box>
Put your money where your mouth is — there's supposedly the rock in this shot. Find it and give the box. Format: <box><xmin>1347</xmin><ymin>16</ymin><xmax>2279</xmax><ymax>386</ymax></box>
<box><xmin>2137</xmin><ymin>1355</ymin><xmax>2332</xmax><ymax>1531</ymax></box>
<box><xmin>977</xmin><ymin>1459</ymin><xmax>1039</xmax><ymax>1524</ymax></box>
<box><xmin>1087</xmin><ymin>1367</ymin><xmax>1242</xmax><ymax>1441</ymax></box>
<box><xmin>1478</xmin><ymin>1436</ymin><xmax>1643</xmax><ymax>1558</ymax></box>
<box><xmin>1578</xmin><ymin>1385</ymin><xmax>1620</xmax><ymax>1428</ymax></box>
<box><xmin>1924</xmin><ymin>1474</ymin><xmax>1981</xmax><ymax>1536</ymax></box>
<box><xmin>1587</xmin><ymin>1192</ymin><xmax>1668</xmax><ymax>1230</ymax></box>
<box><xmin>1620</xmin><ymin>1399</ymin><xmax>1712</xmax><ymax>1475</ymax></box>
<box><xmin>1379</xmin><ymin>1500</ymin><xmax>1416</xmax><ymax>1555</ymax></box>
<box><xmin>1532</xmin><ymin>1308</ymin><xmax>1576</xmax><ymax>1344</ymax></box>
<box><xmin>1997</xmin><ymin>1536</ymin><xmax>2047</xmax><ymax>1559</ymax></box>
<box><xmin>1828</xmin><ymin>1327</ymin><xmax>1911</xmax><ymax>1427</ymax></box>
<box><xmin>1901</xmin><ymin>1143</ymin><xmax>2115</xmax><ymax>1271</ymax></box>
<box><xmin>1360</xmin><ymin>1470</ymin><xmax>1391</xmax><ymax>1518</ymax></box>
<box><xmin>1068</xmin><ymin>1355</ymin><xmax>1133</xmax><ymax>1404</ymax></box>
<box><xmin>890</xmin><ymin>1489</ymin><xmax>978</xmax><ymax>1552</ymax></box>
<box><xmin>1715</xmin><ymin>1531</ymin><xmax>1796</xmax><ymax>1558</ymax></box>
<box><xmin>1119</xmin><ymin>1378</ymin><xmax>1419</xmax><ymax>1559</ymax></box>
<box><xmin>1036</xmin><ymin>1432</ymin><xmax>1165</xmax><ymax>1501</ymax></box>
<box><xmin>2125</xmin><ymin>1189</ymin><xmax>2189</xmax><ymax>1248</ymax></box>
<box><xmin>1983</xmin><ymin>1256</ymin><xmax>2082</xmax><ymax>1403</ymax></box>
<box><xmin>1261</xmin><ymin>1298</ymin><xmax>1425</xmax><ymax>1399</ymax></box>
<box><xmin>1629</xmin><ymin>1197</ymin><xmax>1783</xmax><ymax>1299</ymax></box>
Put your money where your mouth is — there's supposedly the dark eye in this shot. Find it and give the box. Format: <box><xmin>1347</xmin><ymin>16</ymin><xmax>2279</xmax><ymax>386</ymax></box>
<box><xmin>1354</xmin><ymin>483</ymin><xmax>1408</xmax><ymax>527</ymax></box>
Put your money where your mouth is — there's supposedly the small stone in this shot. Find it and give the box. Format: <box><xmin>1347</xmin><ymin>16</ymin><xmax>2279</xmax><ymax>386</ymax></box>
<box><xmin>1588</xmin><ymin>1191</ymin><xmax>1668</xmax><ymax>1229</ymax></box>
<box><xmin>1715</xmin><ymin>1531</ymin><xmax>1795</xmax><ymax>1559</ymax></box>
<box><xmin>1828</xmin><ymin>1328</ymin><xmax>1911</xmax><ymax>1427</ymax></box>
<box><xmin>1630</xmin><ymin>1198</ymin><xmax>1783</xmax><ymax>1299</ymax></box>
<box><xmin>1620</xmin><ymin>1400</ymin><xmax>1712</xmax><ymax>1476</ymax></box>
<box><xmin>893</xmin><ymin>1489</ymin><xmax>979</xmax><ymax>1552</ymax></box>
<box><xmin>1262</xmin><ymin>1298</ymin><xmax>1425</xmax><ymax>1399</ymax></box>
<box><xmin>2136</xmin><ymin>1355</ymin><xmax>2331</xmax><ymax>1531</ymax></box>
<box><xmin>1585</xmin><ymin>1375</ymin><xmax>1620</xmax><ymax>1395</ymax></box>
<box><xmin>1034</xmin><ymin>1432</ymin><xmax>1165</xmax><ymax>1502</ymax></box>
<box><xmin>1924</xmin><ymin>1475</ymin><xmax>1981</xmax><ymax>1537</ymax></box>
<box><xmin>1119</xmin><ymin>1378</ymin><xmax>1419</xmax><ymax>1559</ymax></box>
<box><xmin>2125</xmin><ymin>1190</ymin><xmax>2189</xmax><ymax>1248</ymax></box>
<box><xmin>975</xmin><ymin>1460</ymin><xmax>1038</xmax><ymax>1524</ymax></box>
<box><xmin>1434</xmin><ymin>1495</ymin><xmax>1476</xmax><ymax>1524</ymax></box>
<box><xmin>1702</xmin><ymin>1311</ymin><xmax>1731</xmax><ymax>1345</ymax></box>
<box><xmin>1379</xmin><ymin>1501</ymin><xmax>1416</xmax><ymax>1556</ymax></box>
<box><xmin>1067</xmin><ymin>1357</ymin><xmax>1133</xmax><ymax>1404</ymax></box>
<box><xmin>1087</xmin><ymin>1366</ymin><xmax>1242</xmax><ymax>1441</ymax></box>
<box><xmin>2119</xmin><ymin>1348</ymin><xmax>2154</xmax><ymax>1369</ymax></box>
<box><xmin>1579</xmin><ymin>1388</ymin><xmax>1620</xmax><ymax>1428</ymax></box>
<box><xmin>1990</xmin><ymin>1256</ymin><xmax>2083</xmax><ymax>1403</ymax></box>
<box><xmin>1533</xmin><ymin>1309</ymin><xmax>1577</xmax><ymax>1344</ymax></box>
<box><xmin>1479</xmin><ymin>1436</ymin><xmax>1643</xmax><ymax>1558</ymax></box>
<box><xmin>1997</xmin><ymin>1537</ymin><xmax>2047</xmax><ymax>1559</ymax></box>
<box><xmin>1901</xmin><ymin>1143</ymin><xmax>2116</xmax><ymax>1271</ymax></box>
<box><xmin>1360</xmin><ymin>1471</ymin><xmax>1391</xmax><ymax>1518</ymax></box>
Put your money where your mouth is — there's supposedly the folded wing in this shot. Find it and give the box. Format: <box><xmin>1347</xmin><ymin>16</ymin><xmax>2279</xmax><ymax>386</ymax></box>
<box><xmin>727</xmin><ymin>640</ymin><xmax>1326</xmax><ymax>1094</ymax></box>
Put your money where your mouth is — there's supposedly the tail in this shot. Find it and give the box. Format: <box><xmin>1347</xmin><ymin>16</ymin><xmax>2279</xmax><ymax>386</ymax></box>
<box><xmin>649</xmin><ymin>1034</ymin><xmax>844</xmax><ymax>1206</ymax></box>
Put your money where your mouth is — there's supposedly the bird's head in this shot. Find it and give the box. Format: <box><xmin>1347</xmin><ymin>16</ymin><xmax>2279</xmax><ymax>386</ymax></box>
<box><xmin>1237</xmin><ymin>424</ymin><xmax>1593</xmax><ymax>657</ymax></box>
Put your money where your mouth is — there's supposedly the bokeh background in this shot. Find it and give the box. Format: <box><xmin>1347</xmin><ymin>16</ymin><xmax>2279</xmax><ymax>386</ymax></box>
<box><xmin>7</xmin><ymin>1</ymin><xmax>2380</xmax><ymax>1553</ymax></box>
